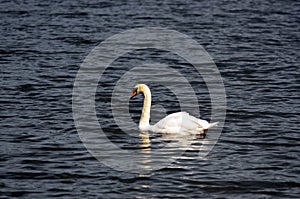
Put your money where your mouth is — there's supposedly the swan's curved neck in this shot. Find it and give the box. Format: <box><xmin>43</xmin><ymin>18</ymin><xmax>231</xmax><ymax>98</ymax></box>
<box><xmin>139</xmin><ymin>85</ymin><xmax>151</xmax><ymax>129</ymax></box>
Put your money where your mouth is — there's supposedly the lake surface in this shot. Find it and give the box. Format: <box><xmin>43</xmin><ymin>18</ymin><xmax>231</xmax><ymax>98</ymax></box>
<box><xmin>1</xmin><ymin>0</ymin><xmax>299</xmax><ymax>198</ymax></box>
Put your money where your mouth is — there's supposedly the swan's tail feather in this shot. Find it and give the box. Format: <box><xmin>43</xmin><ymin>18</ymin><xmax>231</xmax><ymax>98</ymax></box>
<box><xmin>207</xmin><ymin>122</ymin><xmax>218</xmax><ymax>129</ymax></box>
<box><xmin>202</xmin><ymin>122</ymin><xmax>218</xmax><ymax>134</ymax></box>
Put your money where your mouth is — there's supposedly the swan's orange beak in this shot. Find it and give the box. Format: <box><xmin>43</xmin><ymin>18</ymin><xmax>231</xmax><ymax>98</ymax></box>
<box><xmin>130</xmin><ymin>90</ymin><xmax>137</xmax><ymax>99</ymax></box>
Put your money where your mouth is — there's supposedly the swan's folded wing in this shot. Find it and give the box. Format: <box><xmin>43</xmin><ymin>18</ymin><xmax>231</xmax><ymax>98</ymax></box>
<box><xmin>153</xmin><ymin>112</ymin><xmax>203</xmax><ymax>133</ymax></box>
<box><xmin>153</xmin><ymin>112</ymin><xmax>184</xmax><ymax>130</ymax></box>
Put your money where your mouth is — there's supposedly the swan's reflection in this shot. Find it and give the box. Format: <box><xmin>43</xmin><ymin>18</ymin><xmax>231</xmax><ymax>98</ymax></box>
<box><xmin>139</xmin><ymin>131</ymin><xmax>151</xmax><ymax>151</ymax></box>
<box><xmin>139</xmin><ymin>131</ymin><xmax>152</xmax><ymax>170</ymax></box>
<box><xmin>138</xmin><ymin>129</ymin><xmax>210</xmax><ymax>171</ymax></box>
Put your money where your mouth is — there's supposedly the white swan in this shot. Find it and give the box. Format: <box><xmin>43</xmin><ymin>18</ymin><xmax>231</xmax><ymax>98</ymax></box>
<box><xmin>130</xmin><ymin>84</ymin><xmax>218</xmax><ymax>134</ymax></box>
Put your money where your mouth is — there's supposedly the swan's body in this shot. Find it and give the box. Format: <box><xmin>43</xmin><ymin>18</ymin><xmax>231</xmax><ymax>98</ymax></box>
<box><xmin>130</xmin><ymin>84</ymin><xmax>218</xmax><ymax>134</ymax></box>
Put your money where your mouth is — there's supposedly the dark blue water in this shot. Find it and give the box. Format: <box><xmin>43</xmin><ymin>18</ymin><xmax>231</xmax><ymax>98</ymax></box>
<box><xmin>1</xmin><ymin>0</ymin><xmax>299</xmax><ymax>198</ymax></box>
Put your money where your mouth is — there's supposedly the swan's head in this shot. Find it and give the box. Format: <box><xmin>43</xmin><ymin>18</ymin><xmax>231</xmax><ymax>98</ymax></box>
<box><xmin>130</xmin><ymin>84</ymin><xmax>141</xmax><ymax>99</ymax></box>
<box><xmin>130</xmin><ymin>84</ymin><xmax>149</xmax><ymax>99</ymax></box>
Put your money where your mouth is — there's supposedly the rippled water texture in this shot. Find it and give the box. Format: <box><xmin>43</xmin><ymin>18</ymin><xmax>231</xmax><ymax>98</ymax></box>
<box><xmin>1</xmin><ymin>0</ymin><xmax>299</xmax><ymax>198</ymax></box>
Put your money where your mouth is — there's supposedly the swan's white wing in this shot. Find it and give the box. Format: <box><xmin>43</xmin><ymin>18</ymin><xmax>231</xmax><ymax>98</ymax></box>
<box><xmin>153</xmin><ymin>112</ymin><xmax>189</xmax><ymax>130</ymax></box>
<box><xmin>151</xmin><ymin>112</ymin><xmax>210</xmax><ymax>134</ymax></box>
